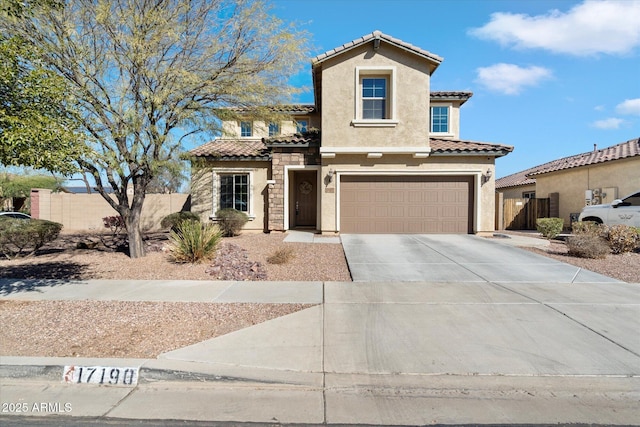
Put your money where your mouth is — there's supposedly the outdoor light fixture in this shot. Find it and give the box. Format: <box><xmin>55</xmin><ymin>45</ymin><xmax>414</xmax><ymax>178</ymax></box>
<box><xmin>482</xmin><ymin>168</ymin><xmax>493</xmax><ymax>185</ymax></box>
<box><xmin>326</xmin><ymin>168</ymin><xmax>334</xmax><ymax>183</ymax></box>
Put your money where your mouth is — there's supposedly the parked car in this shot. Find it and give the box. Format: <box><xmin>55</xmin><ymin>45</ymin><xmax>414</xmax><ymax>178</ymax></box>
<box><xmin>578</xmin><ymin>191</ymin><xmax>640</xmax><ymax>227</ymax></box>
<box><xmin>0</xmin><ymin>212</ymin><xmax>31</xmax><ymax>220</ymax></box>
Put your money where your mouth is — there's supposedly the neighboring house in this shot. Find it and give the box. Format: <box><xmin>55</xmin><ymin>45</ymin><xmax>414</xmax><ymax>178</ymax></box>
<box><xmin>190</xmin><ymin>31</ymin><xmax>513</xmax><ymax>234</ymax></box>
<box><xmin>496</xmin><ymin>137</ymin><xmax>640</xmax><ymax>226</ymax></box>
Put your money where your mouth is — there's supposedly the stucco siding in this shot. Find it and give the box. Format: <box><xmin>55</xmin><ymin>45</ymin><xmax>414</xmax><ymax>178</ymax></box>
<box><xmin>498</xmin><ymin>184</ymin><xmax>536</xmax><ymax>199</ymax></box>
<box><xmin>191</xmin><ymin>161</ymin><xmax>271</xmax><ymax>232</ymax></box>
<box><xmin>320</xmin><ymin>43</ymin><xmax>432</xmax><ymax>149</ymax></box>
<box><xmin>534</xmin><ymin>157</ymin><xmax>640</xmax><ymax>226</ymax></box>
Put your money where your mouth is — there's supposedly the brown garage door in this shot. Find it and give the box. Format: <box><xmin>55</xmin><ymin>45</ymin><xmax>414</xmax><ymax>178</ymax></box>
<box><xmin>340</xmin><ymin>175</ymin><xmax>473</xmax><ymax>233</ymax></box>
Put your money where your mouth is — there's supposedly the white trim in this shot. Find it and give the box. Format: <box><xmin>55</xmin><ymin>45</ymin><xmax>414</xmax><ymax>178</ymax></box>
<box><xmin>283</xmin><ymin>165</ymin><xmax>321</xmax><ymax>231</ymax></box>
<box><xmin>210</xmin><ymin>169</ymin><xmax>256</xmax><ymax>220</ymax></box>
<box><xmin>320</xmin><ymin>146</ymin><xmax>431</xmax><ymax>156</ymax></box>
<box><xmin>352</xmin><ymin>119</ymin><xmax>399</xmax><ymax>127</ymax></box>
<box><xmin>335</xmin><ymin>170</ymin><xmax>482</xmax><ymax>233</ymax></box>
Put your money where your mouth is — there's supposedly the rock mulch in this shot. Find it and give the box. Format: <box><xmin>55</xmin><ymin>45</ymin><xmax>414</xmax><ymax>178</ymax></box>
<box><xmin>205</xmin><ymin>243</ymin><xmax>267</xmax><ymax>281</ymax></box>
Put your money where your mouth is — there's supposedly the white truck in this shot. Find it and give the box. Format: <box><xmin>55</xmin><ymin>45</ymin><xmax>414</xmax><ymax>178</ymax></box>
<box><xmin>578</xmin><ymin>191</ymin><xmax>640</xmax><ymax>227</ymax></box>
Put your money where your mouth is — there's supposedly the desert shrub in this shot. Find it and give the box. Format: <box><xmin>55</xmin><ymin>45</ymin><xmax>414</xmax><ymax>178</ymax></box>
<box><xmin>161</xmin><ymin>211</ymin><xmax>200</xmax><ymax>231</ymax></box>
<box><xmin>566</xmin><ymin>234</ymin><xmax>610</xmax><ymax>259</ymax></box>
<box><xmin>536</xmin><ymin>217</ymin><xmax>564</xmax><ymax>239</ymax></box>
<box><xmin>571</xmin><ymin>221</ymin><xmax>602</xmax><ymax>236</ymax></box>
<box><xmin>600</xmin><ymin>224</ymin><xmax>640</xmax><ymax>254</ymax></box>
<box><xmin>102</xmin><ymin>215</ymin><xmax>125</xmax><ymax>235</ymax></box>
<box><xmin>167</xmin><ymin>220</ymin><xmax>222</xmax><ymax>263</ymax></box>
<box><xmin>216</xmin><ymin>208</ymin><xmax>249</xmax><ymax>237</ymax></box>
<box><xmin>0</xmin><ymin>218</ymin><xmax>63</xmax><ymax>259</ymax></box>
<box><xmin>267</xmin><ymin>247</ymin><xmax>295</xmax><ymax>265</ymax></box>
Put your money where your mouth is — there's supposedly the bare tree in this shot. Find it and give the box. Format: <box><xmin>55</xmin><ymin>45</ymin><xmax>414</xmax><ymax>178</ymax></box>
<box><xmin>3</xmin><ymin>0</ymin><xmax>308</xmax><ymax>257</ymax></box>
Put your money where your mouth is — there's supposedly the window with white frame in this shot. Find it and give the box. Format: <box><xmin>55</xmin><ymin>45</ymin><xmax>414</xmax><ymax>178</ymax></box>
<box><xmin>268</xmin><ymin>122</ymin><xmax>280</xmax><ymax>137</ymax></box>
<box><xmin>240</xmin><ymin>121</ymin><xmax>252</xmax><ymax>137</ymax></box>
<box><xmin>430</xmin><ymin>106</ymin><xmax>449</xmax><ymax>133</ymax></box>
<box><xmin>353</xmin><ymin>66</ymin><xmax>397</xmax><ymax>126</ymax></box>
<box><xmin>219</xmin><ymin>174</ymin><xmax>249</xmax><ymax>212</ymax></box>
<box><xmin>362</xmin><ymin>77</ymin><xmax>387</xmax><ymax>119</ymax></box>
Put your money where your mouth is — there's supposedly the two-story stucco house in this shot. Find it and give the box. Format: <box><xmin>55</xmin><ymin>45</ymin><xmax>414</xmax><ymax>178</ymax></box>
<box><xmin>190</xmin><ymin>31</ymin><xmax>513</xmax><ymax>234</ymax></box>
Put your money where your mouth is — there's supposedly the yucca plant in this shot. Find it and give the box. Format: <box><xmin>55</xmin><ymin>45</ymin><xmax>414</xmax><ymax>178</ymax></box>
<box><xmin>168</xmin><ymin>220</ymin><xmax>222</xmax><ymax>263</ymax></box>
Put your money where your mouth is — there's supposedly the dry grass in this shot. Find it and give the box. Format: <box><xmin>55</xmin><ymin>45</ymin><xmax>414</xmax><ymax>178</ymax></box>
<box><xmin>266</xmin><ymin>247</ymin><xmax>296</xmax><ymax>265</ymax></box>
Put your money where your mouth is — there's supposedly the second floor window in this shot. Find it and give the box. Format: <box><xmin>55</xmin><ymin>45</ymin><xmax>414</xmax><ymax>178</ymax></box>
<box><xmin>296</xmin><ymin>119</ymin><xmax>308</xmax><ymax>133</ymax></box>
<box><xmin>362</xmin><ymin>78</ymin><xmax>387</xmax><ymax>119</ymax></box>
<box><xmin>268</xmin><ymin>122</ymin><xmax>280</xmax><ymax>136</ymax></box>
<box><xmin>240</xmin><ymin>121</ymin><xmax>252</xmax><ymax>137</ymax></box>
<box><xmin>431</xmin><ymin>106</ymin><xmax>449</xmax><ymax>133</ymax></box>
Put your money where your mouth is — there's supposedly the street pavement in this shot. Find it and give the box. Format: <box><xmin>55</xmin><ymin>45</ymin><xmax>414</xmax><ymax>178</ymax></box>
<box><xmin>1</xmin><ymin>233</ymin><xmax>639</xmax><ymax>425</ymax></box>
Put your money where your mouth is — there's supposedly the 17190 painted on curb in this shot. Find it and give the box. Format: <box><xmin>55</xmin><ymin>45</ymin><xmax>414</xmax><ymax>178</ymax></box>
<box><xmin>63</xmin><ymin>365</ymin><xmax>139</xmax><ymax>386</ymax></box>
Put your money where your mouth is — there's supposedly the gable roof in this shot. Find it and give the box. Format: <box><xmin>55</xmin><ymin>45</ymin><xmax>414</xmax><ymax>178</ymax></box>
<box><xmin>431</xmin><ymin>91</ymin><xmax>473</xmax><ymax>106</ymax></box>
<box><xmin>496</xmin><ymin>137</ymin><xmax>640</xmax><ymax>189</ymax></box>
<box><xmin>312</xmin><ymin>30</ymin><xmax>443</xmax><ymax>66</ymax></box>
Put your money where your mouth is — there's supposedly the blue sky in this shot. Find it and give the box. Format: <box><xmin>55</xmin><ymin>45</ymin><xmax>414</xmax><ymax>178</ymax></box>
<box><xmin>271</xmin><ymin>0</ymin><xmax>640</xmax><ymax>178</ymax></box>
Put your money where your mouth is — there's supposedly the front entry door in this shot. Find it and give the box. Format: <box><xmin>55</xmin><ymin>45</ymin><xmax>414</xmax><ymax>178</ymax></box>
<box><xmin>292</xmin><ymin>171</ymin><xmax>317</xmax><ymax>228</ymax></box>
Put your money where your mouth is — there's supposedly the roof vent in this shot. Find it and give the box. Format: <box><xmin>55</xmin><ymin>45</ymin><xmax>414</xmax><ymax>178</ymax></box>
<box><xmin>593</xmin><ymin>144</ymin><xmax>597</xmax><ymax>152</ymax></box>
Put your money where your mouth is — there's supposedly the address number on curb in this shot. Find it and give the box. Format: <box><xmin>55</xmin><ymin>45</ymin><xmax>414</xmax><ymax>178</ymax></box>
<box><xmin>63</xmin><ymin>365</ymin><xmax>139</xmax><ymax>386</ymax></box>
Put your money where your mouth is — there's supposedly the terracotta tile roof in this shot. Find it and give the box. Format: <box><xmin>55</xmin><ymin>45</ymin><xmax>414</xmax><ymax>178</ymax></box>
<box><xmin>189</xmin><ymin>139</ymin><xmax>270</xmax><ymax>159</ymax></box>
<box><xmin>496</xmin><ymin>137</ymin><xmax>640</xmax><ymax>189</ymax></box>
<box><xmin>430</xmin><ymin>91</ymin><xmax>473</xmax><ymax>105</ymax></box>
<box><xmin>191</xmin><ymin>135</ymin><xmax>513</xmax><ymax>160</ymax></box>
<box><xmin>430</xmin><ymin>138</ymin><xmax>514</xmax><ymax>157</ymax></box>
<box><xmin>264</xmin><ymin>131</ymin><xmax>321</xmax><ymax>147</ymax></box>
<box><xmin>222</xmin><ymin>105</ymin><xmax>316</xmax><ymax>115</ymax></box>
<box><xmin>312</xmin><ymin>30</ymin><xmax>443</xmax><ymax>65</ymax></box>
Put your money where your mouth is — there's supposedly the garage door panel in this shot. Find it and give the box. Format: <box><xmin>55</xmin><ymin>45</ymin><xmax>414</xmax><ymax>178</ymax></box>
<box><xmin>340</xmin><ymin>175</ymin><xmax>473</xmax><ymax>234</ymax></box>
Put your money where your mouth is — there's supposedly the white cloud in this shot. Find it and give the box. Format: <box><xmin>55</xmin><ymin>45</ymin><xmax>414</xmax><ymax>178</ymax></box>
<box><xmin>591</xmin><ymin>117</ymin><xmax>624</xmax><ymax>129</ymax></box>
<box><xmin>616</xmin><ymin>98</ymin><xmax>640</xmax><ymax>115</ymax></box>
<box><xmin>593</xmin><ymin>105</ymin><xmax>605</xmax><ymax>111</ymax></box>
<box><xmin>469</xmin><ymin>0</ymin><xmax>640</xmax><ymax>56</ymax></box>
<box><xmin>475</xmin><ymin>63</ymin><xmax>552</xmax><ymax>95</ymax></box>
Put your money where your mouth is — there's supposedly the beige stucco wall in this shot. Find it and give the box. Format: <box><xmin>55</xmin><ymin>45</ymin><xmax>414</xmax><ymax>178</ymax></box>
<box><xmin>222</xmin><ymin>113</ymin><xmax>321</xmax><ymax>139</ymax></box>
<box><xmin>498</xmin><ymin>184</ymin><xmax>536</xmax><ymax>199</ymax></box>
<box><xmin>320</xmin><ymin>43</ymin><xmax>435</xmax><ymax>149</ymax></box>
<box><xmin>191</xmin><ymin>160</ymin><xmax>271</xmax><ymax>232</ymax></box>
<box><xmin>319</xmin><ymin>154</ymin><xmax>496</xmax><ymax>233</ymax></box>
<box><xmin>534</xmin><ymin>157</ymin><xmax>640</xmax><ymax>226</ymax></box>
<box><xmin>31</xmin><ymin>189</ymin><xmax>190</xmax><ymax>232</ymax></box>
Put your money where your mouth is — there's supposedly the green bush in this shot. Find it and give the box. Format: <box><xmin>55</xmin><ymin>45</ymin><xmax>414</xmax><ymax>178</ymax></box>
<box><xmin>161</xmin><ymin>211</ymin><xmax>200</xmax><ymax>231</ymax></box>
<box><xmin>566</xmin><ymin>234</ymin><xmax>610</xmax><ymax>259</ymax></box>
<box><xmin>600</xmin><ymin>224</ymin><xmax>640</xmax><ymax>254</ymax></box>
<box><xmin>215</xmin><ymin>208</ymin><xmax>249</xmax><ymax>237</ymax></box>
<box><xmin>0</xmin><ymin>218</ymin><xmax>63</xmax><ymax>259</ymax></box>
<box><xmin>167</xmin><ymin>220</ymin><xmax>222</xmax><ymax>263</ymax></box>
<box><xmin>536</xmin><ymin>217</ymin><xmax>564</xmax><ymax>239</ymax></box>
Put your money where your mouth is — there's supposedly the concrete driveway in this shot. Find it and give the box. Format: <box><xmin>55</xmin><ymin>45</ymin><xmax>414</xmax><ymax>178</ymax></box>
<box><xmin>341</xmin><ymin>234</ymin><xmax>621</xmax><ymax>283</ymax></box>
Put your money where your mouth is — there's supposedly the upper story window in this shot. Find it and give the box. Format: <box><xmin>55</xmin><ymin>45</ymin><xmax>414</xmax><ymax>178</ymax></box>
<box><xmin>296</xmin><ymin>119</ymin><xmax>308</xmax><ymax>133</ymax></box>
<box><xmin>362</xmin><ymin>78</ymin><xmax>387</xmax><ymax>119</ymax></box>
<box><xmin>240</xmin><ymin>121</ymin><xmax>252</xmax><ymax>137</ymax></box>
<box><xmin>352</xmin><ymin>66</ymin><xmax>398</xmax><ymax>127</ymax></box>
<box><xmin>268</xmin><ymin>122</ymin><xmax>280</xmax><ymax>137</ymax></box>
<box><xmin>430</xmin><ymin>106</ymin><xmax>449</xmax><ymax>133</ymax></box>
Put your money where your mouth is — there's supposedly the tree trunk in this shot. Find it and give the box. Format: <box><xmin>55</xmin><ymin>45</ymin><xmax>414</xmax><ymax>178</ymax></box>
<box><xmin>124</xmin><ymin>205</ymin><xmax>146</xmax><ymax>258</ymax></box>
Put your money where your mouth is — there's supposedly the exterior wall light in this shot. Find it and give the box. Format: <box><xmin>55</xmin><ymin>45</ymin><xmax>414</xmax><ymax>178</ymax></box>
<box><xmin>482</xmin><ymin>168</ymin><xmax>493</xmax><ymax>185</ymax></box>
<box><xmin>326</xmin><ymin>168</ymin><xmax>334</xmax><ymax>182</ymax></box>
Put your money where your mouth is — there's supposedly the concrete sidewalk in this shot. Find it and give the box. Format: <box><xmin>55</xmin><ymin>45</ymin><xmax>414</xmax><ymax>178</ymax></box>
<box><xmin>2</xmin><ymin>278</ymin><xmax>639</xmax><ymax>424</ymax></box>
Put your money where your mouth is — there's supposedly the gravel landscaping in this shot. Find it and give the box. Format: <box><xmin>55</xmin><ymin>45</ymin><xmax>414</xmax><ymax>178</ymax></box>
<box><xmin>1</xmin><ymin>230</ymin><xmax>638</xmax><ymax>359</ymax></box>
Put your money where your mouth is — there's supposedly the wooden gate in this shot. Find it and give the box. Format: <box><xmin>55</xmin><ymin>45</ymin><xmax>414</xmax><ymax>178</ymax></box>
<box><xmin>503</xmin><ymin>198</ymin><xmax>550</xmax><ymax>230</ymax></box>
